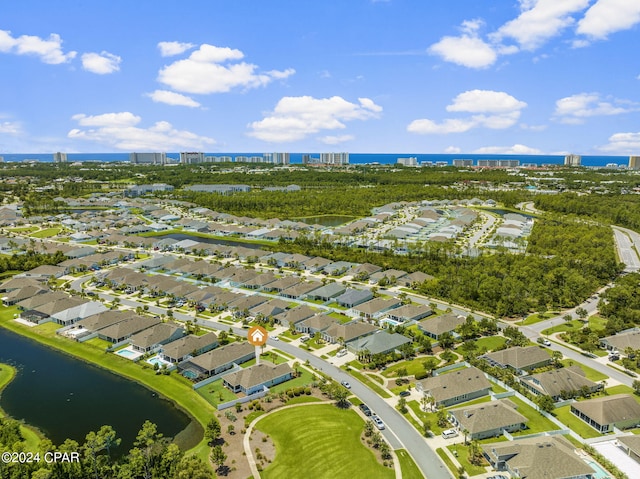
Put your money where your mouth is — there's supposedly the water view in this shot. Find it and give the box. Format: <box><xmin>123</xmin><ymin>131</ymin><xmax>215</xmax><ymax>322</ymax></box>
<box><xmin>0</xmin><ymin>327</ymin><xmax>193</xmax><ymax>453</ymax></box>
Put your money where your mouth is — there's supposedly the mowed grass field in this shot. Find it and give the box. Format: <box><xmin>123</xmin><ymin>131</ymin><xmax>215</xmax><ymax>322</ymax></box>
<box><xmin>256</xmin><ymin>404</ymin><xmax>395</xmax><ymax>479</ymax></box>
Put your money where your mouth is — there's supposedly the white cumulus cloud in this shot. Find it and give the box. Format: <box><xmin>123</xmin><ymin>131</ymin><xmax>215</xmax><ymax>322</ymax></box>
<box><xmin>158</xmin><ymin>41</ymin><xmax>195</xmax><ymax>57</ymax></box>
<box><xmin>474</xmin><ymin>144</ymin><xmax>543</xmax><ymax>155</ymax></box>
<box><xmin>157</xmin><ymin>43</ymin><xmax>295</xmax><ymax>94</ymax></box>
<box><xmin>598</xmin><ymin>131</ymin><xmax>640</xmax><ymax>153</ymax></box>
<box><xmin>319</xmin><ymin>135</ymin><xmax>354</xmax><ymax>145</ymax></box>
<box><xmin>492</xmin><ymin>0</ymin><xmax>590</xmax><ymax>51</ymax></box>
<box><xmin>0</xmin><ymin>29</ymin><xmax>76</xmax><ymax>64</ymax></box>
<box><xmin>68</xmin><ymin>112</ymin><xmax>215</xmax><ymax>151</ymax></box>
<box><xmin>248</xmin><ymin>96</ymin><xmax>382</xmax><ymax>143</ymax></box>
<box><xmin>554</xmin><ymin>92</ymin><xmax>636</xmax><ymax>123</ymax></box>
<box><xmin>146</xmin><ymin>90</ymin><xmax>201</xmax><ymax>108</ymax></box>
<box><xmin>576</xmin><ymin>0</ymin><xmax>640</xmax><ymax>41</ymax></box>
<box><xmin>428</xmin><ymin>20</ymin><xmax>497</xmax><ymax>69</ymax></box>
<box><xmin>81</xmin><ymin>51</ymin><xmax>121</xmax><ymax>74</ymax></box>
<box><xmin>0</xmin><ymin>120</ymin><xmax>22</xmax><ymax>135</ymax></box>
<box><xmin>444</xmin><ymin>146</ymin><xmax>461</xmax><ymax>154</ymax></box>
<box><xmin>408</xmin><ymin>90</ymin><xmax>527</xmax><ymax>134</ymax></box>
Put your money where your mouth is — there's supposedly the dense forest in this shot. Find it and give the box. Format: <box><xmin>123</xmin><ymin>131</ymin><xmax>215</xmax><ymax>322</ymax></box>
<box><xmin>275</xmin><ymin>218</ymin><xmax>621</xmax><ymax>316</ymax></box>
<box><xmin>0</xmin><ymin>419</ymin><xmax>211</xmax><ymax>479</ymax></box>
<box><xmin>535</xmin><ymin>193</ymin><xmax>640</xmax><ymax>231</ymax></box>
<box><xmin>0</xmin><ymin>250</ymin><xmax>67</xmax><ymax>275</ymax></box>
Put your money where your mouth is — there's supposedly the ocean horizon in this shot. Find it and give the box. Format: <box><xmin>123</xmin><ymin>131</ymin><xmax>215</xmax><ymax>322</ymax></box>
<box><xmin>0</xmin><ymin>152</ymin><xmax>630</xmax><ymax>167</ymax></box>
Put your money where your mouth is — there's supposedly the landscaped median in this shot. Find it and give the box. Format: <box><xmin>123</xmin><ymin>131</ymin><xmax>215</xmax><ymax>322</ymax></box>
<box><xmin>0</xmin><ymin>305</ymin><xmax>213</xmax><ymax>463</ymax></box>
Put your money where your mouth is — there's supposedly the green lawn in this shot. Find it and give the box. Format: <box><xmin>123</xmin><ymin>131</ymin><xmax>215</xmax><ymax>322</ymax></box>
<box><xmin>519</xmin><ymin>312</ymin><xmax>555</xmax><ymax>326</ymax></box>
<box><xmin>396</xmin><ymin>449</ymin><xmax>424</xmax><ymax>479</ymax></box>
<box><xmin>347</xmin><ymin>369</ymin><xmax>392</xmax><ymax>398</ymax></box>
<box><xmin>436</xmin><ymin>448</ymin><xmax>458</xmax><ymax>476</ymax></box>
<box><xmin>30</xmin><ymin>227</ymin><xmax>62</xmax><ymax>238</ymax></box>
<box><xmin>560</xmin><ymin>359</ymin><xmax>608</xmax><ymax>381</ymax></box>
<box><xmin>257</xmin><ymin>404</ymin><xmax>394</xmax><ymax>479</ymax></box>
<box><xmin>407</xmin><ymin>400</ymin><xmax>445</xmax><ymax>434</ymax></box>
<box><xmin>507</xmin><ymin>396</ymin><xmax>560</xmax><ymax>435</ymax></box>
<box><xmin>541</xmin><ymin>320</ymin><xmax>583</xmax><ymax>335</ymax></box>
<box><xmin>447</xmin><ymin>444</ymin><xmax>489</xmax><ymax>476</ymax></box>
<box><xmin>269</xmin><ymin>370</ymin><xmax>316</xmax><ymax>394</ymax></box>
<box><xmin>196</xmin><ymin>379</ymin><xmax>238</xmax><ymax>406</ymax></box>
<box><xmin>328</xmin><ymin>312</ymin><xmax>353</xmax><ymax>323</ymax></box>
<box><xmin>473</xmin><ymin>335</ymin><xmax>507</xmax><ymax>352</ymax></box>
<box><xmin>554</xmin><ymin>405</ymin><xmax>602</xmax><ymax>439</ymax></box>
<box><xmin>381</xmin><ymin>357</ymin><xmax>434</xmax><ymax>378</ymax></box>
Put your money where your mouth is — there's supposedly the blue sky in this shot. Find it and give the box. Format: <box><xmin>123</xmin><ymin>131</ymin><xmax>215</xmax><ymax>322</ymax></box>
<box><xmin>1</xmin><ymin>0</ymin><xmax>639</xmax><ymax>155</ymax></box>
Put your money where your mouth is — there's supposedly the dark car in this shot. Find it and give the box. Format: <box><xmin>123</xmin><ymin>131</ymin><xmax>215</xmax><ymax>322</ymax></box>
<box><xmin>359</xmin><ymin>403</ymin><xmax>372</xmax><ymax>416</ymax></box>
<box><xmin>399</xmin><ymin>390</ymin><xmax>411</xmax><ymax>397</ymax></box>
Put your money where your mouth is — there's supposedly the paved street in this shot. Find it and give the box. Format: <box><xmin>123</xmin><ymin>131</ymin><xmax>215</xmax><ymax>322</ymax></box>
<box><xmin>612</xmin><ymin>226</ymin><xmax>640</xmax><ymax>271</ymax></box>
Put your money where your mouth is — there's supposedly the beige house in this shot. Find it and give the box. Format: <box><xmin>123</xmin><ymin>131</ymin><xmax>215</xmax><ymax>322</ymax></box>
<box><xmin>480</xmin><ymin>346</ymin><xmax>551</xmax><ymax>374</ymax></box>
<box><xmin>449</xmin><ymin>399</ymin><xmax>528</xmax><ymax>440</ymax></box>
<box><xmin>571</xmin><ymin>394</ymin><xmax>640</xmax><ymax>433</ymax></box>
<box><xmin>415</xmin><ymin>366</ymin><xmax>492</xmax><ymax>407</ymax></box>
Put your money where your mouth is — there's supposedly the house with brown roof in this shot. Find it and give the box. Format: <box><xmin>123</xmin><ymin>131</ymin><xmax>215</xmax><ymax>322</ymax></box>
<box><xmin>98</xmin><ymin>315</ymin><xmax>160</xmax><ymax>343</ymax></box>
<box><xmin>481</xmin><ymin>436</ymin><xmax>594</xmax><ymax>479</ymax></box>
<box><xmin>415</xmin><ymin>366</ymin><xmax>492</xmax><ymax>407</ymax></box>
<box><xmin>129</xmin><ymin>322</ymin><xmax>185</xmax><ymax>353</ymax></box>
<box><xmin>160</xmin><ymin>332</ymin><xmax>219</xmax><ymax>363</ymax></box>
<box><xmin>274</xmin><ymin>305</ymin><xmax>317</xmax><ymax>328</ymax></box>
<box><xmin>222</xmin><ymin>362</ymin><xmax>293</xmax><ymax>396</ymax></box>
<box><xmin>20</xmin><ymin>296</ymin><xmax>86</xmax><ymax>324</ymax></box>
<box><xmin>296</xmin><ymin>314</ymin><xmax>337</xmax><ymax>335</ymax></box>
<box><xmin>618</xmin><ymin>435</ymin><xmax>640</xmax><ymax>464</ymax></box>
<box><xmin>242</xmin><ymin>271</ymin><xmax>277</xmax><ymax>290</ymax></box>
<box><xmin>321</xmin><ymin>321</ymin><xmax>378</xmax><ymax>344</ymax></box>
<box><xmin>350</xmin><ymin>297</ymin><xmax>402</xmax><ymax>320</ymax></box>
<box><xmin>571</xmin><ymin>394</ymin><xmax>640</xmax><ymax>433</ymax></box>
<box><xmin>400</xmin><ymin>271</ymin><xmax>434</xmax><ymax>288</ymax></box>
<box><xmin>600</xmin><ymin>329</ymin><xmax>640</xmax><ymax>352</ymax></box>
<box><xmin>449</xmin><ymin>399</ymin><xmax>528</xmax><ymax>440</ymax></box>
<box><xmin>0</xmin><ymin>277</ymin><xmax>45</xmax><ymax>293</ymax></box>
<box><xmin>279</xmin><ymin>280</ymin><xmax>323</xmax><ymax>300</ymax></box>
<box><xmin>76</xmin><ymin>310</ymin><xmax>132</xmax><ymax>333</ymax></box>
<box><xmin>250</xmin><ymin>299</ymin><xmax>289</xmax><ymax>320</ymax></box>
<box><xmin>228</xmin><ymin>294</ymin><xmax>268</xmax><ymax>317</ymax></box>
<box><xmin>417</xmin><ymin>313</ymin><xmax>465</xmax><ymax>340</ymax></box>
<box><xmin>2</xmin><ymin>284</ymin><xmax>50</xmax><ymax>305</ymax></box>
<box><xmin>386</xmin><ymin>304</ymin><xmax>432</xmax><ymax>323</ymax></box>
<box><xmin>480</xmin><ymin>346</ymin><xmax>551</xmax><ymax>375</ymax></box>
<box><xmin>520</xmin><ymin>366</ymin><xmax>603</xmax><ymax>401</ymax></box>
<box><xmin>177</xmin><ymin>341</ymin><xmax>255</xmax><ymax>380</ymax></box>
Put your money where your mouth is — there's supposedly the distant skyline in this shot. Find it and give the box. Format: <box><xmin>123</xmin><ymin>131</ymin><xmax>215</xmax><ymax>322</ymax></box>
<box><xmin>1</xmin><ymin>1</ymin><xmax>639</xmax><ymax>155</ymax></box>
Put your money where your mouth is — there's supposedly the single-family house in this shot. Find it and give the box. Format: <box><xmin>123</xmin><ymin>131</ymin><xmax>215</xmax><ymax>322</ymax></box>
<box><xmin>571</xmin><ymin>394</ymin><xmax>640</xmax><ymax>433</ymax></box>
<box><xmin>242</xmin><ymin>271</ymin><xmax>277</xmax><ymax>290</ymax></box>
<box><xmin>417</xmin><ymin>313</ymin><xmax>465</xmax><ymax>340</ymax></box>
<box><xmin>618</xmin><ymin>435</ymin><xmax>640</xmax><ymax>464</ymax></box>
<box><xmin>386</xmin><ymin>304</ymin><xmax>432</xmax><ymax>323</ymax></box>
<box><xmin>346</xmin><ymin>331</ymin><xmax>412</xmax><ymax>356</ymax></box>
<box><xmin>177</xmin><ymin>341</ymin><xmax>255</xmax><ymax>380</ymax></box>
<box><xmin>16</xmin><ymin>265</ymin><xmax>65</xmax><ymax>280</ymax></box>
<box><xmin>480</xmin><ymin>346</ymin><xmax>552</xmax><ymax>375</ymax></box>
<box><xmin>351</xmin><ymin>297</ymin><xmax>402</xmax><ymax>320</ymax></box>
<box><xmin>2</xmin><ymin>284</ymin><xmax>49</xmax><ymax>305</ymax></box>
<box><xmin>481</xmin><ymin>436</ymin><xmax>595</xmax><ymax>479</ymax></box>
<box><xmin>98</xmin><ymin>316</ymin><xmax>160</xmax><ymax>343</ymax></box>
<box><xmin>250</xmin><ymin>299</ymin><xmax>289</xmax><ymax>321</ymax></box>
<box><xmin>51</xmin><ymin>301</ymin><xmax>109</xmax><ymax>326</ymax></box>
<box><xmin>348</xmin><ymin>263</ymin><xmax>383</xmax><ymax>281</ymax></box>
<box><xmin>129</xmin><ymin>322</ymin><xmax>185</xmax><ymax>353</ymax></box>
<box><xmin>160</xmin><ymin>332</ymin><xmax>219</xmax><ymax>363</ymax></box>
<box><xmin>335</xmin><ymin>288</ymin><xmax>373</xmax><ymax>308</ymax></box>
<box><xmin>321</xmin><ymin>321</ymin><xmax>378</xmax><ymax>344</ymax></box>
<box><xmin>278</xmin><ymin>281</ymin><xmax>323</xmax><ymax>300</ymax></box>
<box><xmin>400</xmin><ymin>271</ymin><xmax>434</xmax><ymax>288</ymax></box>
<box><xmin>306</xmin><ymin>282</ymin><xmax>347</xmax><ymax>302</ymax></box>
<box><xmin>600</xmin><ymin>329</ymin><xmax>640</xmax><ymax>352</ymax></box>
<box><xmin>274</xmin><ymin>305</ymin><xmax>317</xmax><ymax>328</ymax></box>
<box><xmin>222</xmin><ymin>363</ymin><xmax>293</xmax><ymax>396</ymax></box>
<box><xmin>415</xmin><ymin>366</ymin><xmax>491</xmax><ymax>407</ymax></box>
<box><xmin>448</xmin><ymin>399</ymin><xmax>528</xmax><ymax>440</ymax></box>
<box><xmin>296</xmin><ymin>314</ymin><xmax>337</xmax><ymax>335</ymax></box>
<box><xmin>228</xmin><ymin>294</ymin><xmax>268</xmax><ymax>317</ymax></box>
<box><xmin>519</xmin><ymin>366</ymin><xmax>603</xmax><ymax>401</ymax></box>
<box><xmin>76</xmin><ymin>310</ymin><xmax>132</xmax><ymax>332</ymax></box>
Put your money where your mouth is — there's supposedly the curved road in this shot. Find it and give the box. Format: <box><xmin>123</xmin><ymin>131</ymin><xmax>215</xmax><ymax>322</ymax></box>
<box><xmin>70</xmin><ymin>276</ymin><xmax>452</xmax><ymax>479</ymax></box>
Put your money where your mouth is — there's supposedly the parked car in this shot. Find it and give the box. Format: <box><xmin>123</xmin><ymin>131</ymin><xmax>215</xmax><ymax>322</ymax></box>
<box><xmin>336</xmin><ymin>349</ymin><xmax>348</xmax><ymax>357</ymax></box>
<box><xmin>442</xmin><ymin>429</ymin><xmax>458</xmax><ymax>439</ymax></box>
<box><xmin>359</xmin><ymin>404</ymin><xmax>372</xmax><ymax>416</ymax></box>
<box><xmin>340</xmin><ymin>380</ymin><xmax>351</xmax><ymax>389</ymax></box>
<box><xmin>372</xmin><ymin>415</ymin><xmax>385</xmax><ymax>430</ymax></box>
<box><xmin>399</xmin><ymin>390</ymin><xmax>411</xmax><ymax>397</ymax></box>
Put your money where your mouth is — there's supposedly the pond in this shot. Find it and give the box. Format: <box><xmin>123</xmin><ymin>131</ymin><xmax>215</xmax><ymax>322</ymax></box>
<box><xmin>0</xmin><ymin>327</ymin><xmax>194</xmax><ymax>454</ymax></box>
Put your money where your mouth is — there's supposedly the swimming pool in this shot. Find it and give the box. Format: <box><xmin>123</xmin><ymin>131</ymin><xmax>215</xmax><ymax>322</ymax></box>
<box><xmin>587</xmin><ymin>461</ymin><xmax>610</xmax><ymax>479</ymax></box>
<box><xmin>116</xmin><ymin>349</ymin><xmax>136</xmax><ymax>358</ymax></box>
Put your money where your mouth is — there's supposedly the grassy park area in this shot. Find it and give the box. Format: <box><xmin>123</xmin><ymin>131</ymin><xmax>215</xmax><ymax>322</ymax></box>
<box><xmin>256</xmin><ymin>404</ymin><xmax>395</xmax><ymax>479</ymax></box>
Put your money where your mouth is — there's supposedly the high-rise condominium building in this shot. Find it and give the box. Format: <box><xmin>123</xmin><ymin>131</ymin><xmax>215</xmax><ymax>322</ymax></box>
<box><xmin>263</xmin><ymin>153</ymin><xmax>290</xmax><ymax>164</ymax></box>
<box><xmin>53</xmin><ymin>152</ymin><xmax>68</xmax><ymax>163</ymax></box>
<box><xmin>564</xmin><ymin>154</ymin><xmax>581</xmax><ymax>166</ymax></box>
<box><xmin>397</xmin><ymin>157</ymin><xmax>418</xmax><ymax>167</ymax></box>
<box><xmin>629</xmin><ymin>156</ymin><xmax>640</xmax><ymax>170</ymax></box>
<box><xmin>129</xmin><ymin>152</ymin><xmax>167</xmax><ymax>164</ymax></box>
<box><xmin>180</xmin><ymin>152</ymin><xmax>205</xmax><ymax>164</ymax></box>
<box><xmin>320</xmin><ymin>152</ymin><xmax>349</xmax><ymax>165</ymax></box>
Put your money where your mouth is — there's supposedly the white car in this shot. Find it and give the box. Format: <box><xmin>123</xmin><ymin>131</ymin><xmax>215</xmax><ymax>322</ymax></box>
<box><xmin>372</xmin><ymin>415</ymin><xmax>385</xmax><ymax>430</ymax></box>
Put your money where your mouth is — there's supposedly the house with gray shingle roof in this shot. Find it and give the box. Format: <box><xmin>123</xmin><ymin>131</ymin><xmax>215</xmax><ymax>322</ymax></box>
<box><xmin>279</xmin><ymin>280</ymin><xmax>323</xmax><ymax>300</ymax></box>
<box><xmin>52</xmin><ymin>301</ymin><xmax>109</xmax><ymax>326</ymax></box>
<box><xmin>449</xmin><ymin>399</ymin><xmax>528</xmax><ymax>440</ymax></box>
<box><xmin>417</xmin><ymin>313</ymin><xmax>465</xmax><ymax>340</ymax></box>
<box><xmin>222</xmin><ymin>363</ymin><xmax>293</xmax><ymax>396</ymax></box>
<box><xmin>351</xmin><ymin>297</ymin><xmax>402</xmax><ymax>320</ymax></box>
<box><xmin>600</xmin><ymin>329</ymin><xmax>640</xmax><ymax>352</ymax></box>
<box><xmin>178</xmin><ymin>341</ymin><xmax>255</xmax><ymax>380</ymax></box>
<box><xmin>519</xmin><ymin>366</ymin><xmax>602</xmax><ymax>401</ymax></box>
<box><xmin>322</xmin><ymin>321</ymin><xmax>378</xmax><ymax>344</ymax></box>
<box><xmin>335</xmin><ymin>288</ymin><xmax>373</xmax><ymax>308</ymax></box>
<box><xmin>98</xmin><ymin>315</ymin><xmax>160</xmax><ymax>343</ymax></box>
<box><xmin>480</xmin><ymin>346</ymin><xmax>551</xmax><ymax>375</ymax></box>
<box><xmin>296</xmin><ymin>314</ymin><xmax>336</xmax><ymax>335</ymax></box>
<box><xmin>306</xmin><ymin>282</ymin><xmax>347</xmax><ymax>302</ymax></box>
<box><xmin>160</xmin><ymin>332</ymin><xmax>219</xmax><ymax>363</ymax></box>
<box><xmin>481</xmin><ymin>436</ymin><xmax>594</xmax><ymax>479</ymax></box>
<box><xmin>130</xmin><ymin>322</ymin><xmax>185</xmax><ymax>353</ymax></box>
<box><xmin>386</xmin><ymin>304</ymin><xmax>432</xmax><ymax>323</ymax></box>
<box><xmin>415</xmin><ymin>366</ymin><xmax>491</xmax><ymax>407</ymax></box>
<box><xmin>346</xmin><ymin>331</ymin><xmax>412</xmax><ymax>356</ymax></box>
<box><xmin>571</xmin><ymin>394</ymin><xmax>640</xmax><ymax>433</ymax></box>
<box><xmin>274</xmin><ymin>305</ymin><xmax>317</xmax><ymax>328</ymax></box>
